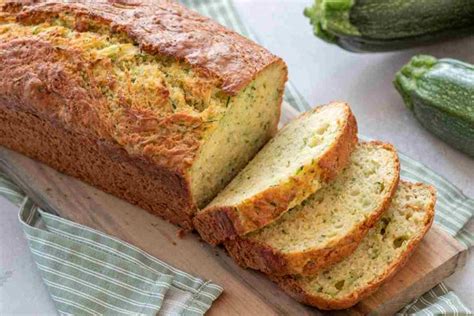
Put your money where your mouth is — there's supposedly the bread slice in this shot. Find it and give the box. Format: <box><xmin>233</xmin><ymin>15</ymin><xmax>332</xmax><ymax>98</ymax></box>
<box><xmin>193</xmin><ymin>102</ymin><xmax>358</xmax><ymax>245</ymax></box>
<box><xmin>274</xmin><ymin>181</ymin><xmax>436</xmax><ymax>310</ymax></box>
<box><xmin>225</xmin><ymin>141</ymin><xmax>400</xmax><ymax>275</ymax></box>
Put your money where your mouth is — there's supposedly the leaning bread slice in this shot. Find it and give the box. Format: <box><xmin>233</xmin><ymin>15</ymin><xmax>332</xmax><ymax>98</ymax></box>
<box><xmin>194</xmin><ymin>102</ymin><xmax>357</xmax><ymax>245</ymax></box>
<box><xmin>225</xmin><ymin>141</ymin><xmax>400</xmax><ymax>275</ymax></box>
<box><xmin>274</xmin><ymin>181</ymin><xmax>436</xmax><ymax>310</ymax></box>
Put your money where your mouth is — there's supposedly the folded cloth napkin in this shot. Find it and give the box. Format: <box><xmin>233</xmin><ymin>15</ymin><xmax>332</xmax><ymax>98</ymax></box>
<box><xmin>179</xmin><ymin>0</ymin><xmax>474</xmax><ymax>315</ymax></box>
<box><xmin>0</xmin><ymin>171</ymin><xmax>223</xmax><ymax>316</ymax></box>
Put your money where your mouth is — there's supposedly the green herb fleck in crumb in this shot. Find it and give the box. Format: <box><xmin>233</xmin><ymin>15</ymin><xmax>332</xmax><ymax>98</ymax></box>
<box><xmin>296</xmin><ymin>166</ymin><xmax>304</xmax><ymax>175</ymax></box>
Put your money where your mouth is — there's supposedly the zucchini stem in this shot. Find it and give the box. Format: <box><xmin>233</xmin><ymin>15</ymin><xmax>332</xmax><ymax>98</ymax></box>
<box><xmin>304</xmin><ymin>0</ymin><xmax>359</xmax><ymax>44</ymax></box>
<box><xmin>394</xmin><ymin>55</ymin><xmax>437</xmax><ymax>110</ymax></box>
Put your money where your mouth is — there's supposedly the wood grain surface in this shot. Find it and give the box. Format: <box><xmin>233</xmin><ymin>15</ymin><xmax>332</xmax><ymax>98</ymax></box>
<box><xmin>0</xmin><ymin>103</ymin><xmax>467</xmax><ymax>315</ymax></box>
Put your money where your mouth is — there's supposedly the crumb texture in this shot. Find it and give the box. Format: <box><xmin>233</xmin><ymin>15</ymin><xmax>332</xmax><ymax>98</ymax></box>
<box><xmin>250</xmin><ymin>142</ymin><xmax>399</xmax><ymax>253</ymax></box>
<box><xmin>294</xmin><ymin>182</ymin><xmax>434</xmax><ymax>303</ymax></box>
<box><xmin>207</xmin><ymin>103</ymin><xmax>351</xmax><ymax>209</ymax></box>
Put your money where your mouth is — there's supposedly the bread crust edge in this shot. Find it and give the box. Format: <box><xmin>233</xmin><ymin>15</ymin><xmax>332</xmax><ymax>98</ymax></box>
<box><xmin>0</xmin><ymin>106</ymin><xmax>196</xmax><ymax>230</ymax></box>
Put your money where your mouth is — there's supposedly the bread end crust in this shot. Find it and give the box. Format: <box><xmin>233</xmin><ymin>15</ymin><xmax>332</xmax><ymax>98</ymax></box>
<box><xmin>317</xmin><ymin>102</ymin><xmax>358</xmax><ymax>183</ymax></box>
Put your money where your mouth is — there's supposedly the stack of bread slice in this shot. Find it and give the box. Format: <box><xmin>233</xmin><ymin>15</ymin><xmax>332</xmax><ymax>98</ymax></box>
<box><xmin>194</xmin><ymin>101</ymin><xmax>436</xmax><ymax>310</ymax></box>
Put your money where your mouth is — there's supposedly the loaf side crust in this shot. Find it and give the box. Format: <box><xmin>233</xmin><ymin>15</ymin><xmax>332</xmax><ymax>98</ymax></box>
<box><xmin>193</xmin><ymin>103</ymin><xmax>358</xmax><ymax>245</ymax></box>
<box><xmin>225</xmin><ymin>142</ymin><xmax>401</xmax><ymax>276</ymax></box>
<box><xmin>0</xmin><ymin>105</ymin><xmax>195</xmax><ymax>229</ymax></box>
<box><xmin>273</xmin><ymin>182</ymin><xmax>436</xmax><ymax>310</ymax></box>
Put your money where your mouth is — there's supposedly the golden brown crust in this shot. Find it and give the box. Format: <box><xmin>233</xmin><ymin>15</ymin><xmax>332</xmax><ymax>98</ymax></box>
<box><xmin>0</xmin><ymin>37</ymin><xmax>209</xmax><ymax>173</ymax></box>
<box><xmin>193</xmin><ymin>102</ymin><xmax>358</xmax><ymax>245</ymax></box>
<box><xmin>225</xmin><ymin>142</ymin><xmax>400</xmax><ymax>276</ymax></box>
<box><xmin>12</xmin><ymin>0</ymin><xmax>282</xmax><ymax>95</ymax></box>
<box><xmin>0</xmin><ymin>105</ymin><xmax>196</xmax><ymax>229</ymax></box>
<box><xmin>273</xmin><ymin>181</ymin><xmax>436</xmax><ymax>310</ymax></box>
<box><xmin>316</xmin><ymin>108</ymin><xmax>358</xmax><ymax>183</ymax></box>
<box><xmin>0</xmin><ymin>1</ymin><xmax>286</xmax><ymax>172</ymax></box>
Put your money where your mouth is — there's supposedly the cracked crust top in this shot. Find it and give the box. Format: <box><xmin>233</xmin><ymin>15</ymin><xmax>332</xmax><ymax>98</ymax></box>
<box><xmin>0</xmin><ymin>0</ymin><xmax>284</xmax><ymax>176</ymax></box>
<box><xmin>10</xmin><ymin>0</ymin><xmax>282</xmax><ymax>95</ymax></box>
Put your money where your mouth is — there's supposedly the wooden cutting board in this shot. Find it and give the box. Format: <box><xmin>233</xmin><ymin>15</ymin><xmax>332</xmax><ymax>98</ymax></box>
<box><xmin>0</xmin><ymin>103</ymin><xmax>468</xmax><ymax>315</ymax></box>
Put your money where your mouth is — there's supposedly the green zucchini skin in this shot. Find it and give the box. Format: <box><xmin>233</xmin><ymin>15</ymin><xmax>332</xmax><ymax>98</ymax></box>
<box><xmin>304</xmin><ymin>0</ymin><xmax>474</xmax><ymax>52</ymax></box>
<box><xmin>395</xmin><ymin>55</ymin><xmax>474</xmax><ymax>157</ymax></box>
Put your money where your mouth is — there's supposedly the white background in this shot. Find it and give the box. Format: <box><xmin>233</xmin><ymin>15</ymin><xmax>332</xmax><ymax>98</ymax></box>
<box><xmin>1</xmin><ymin>0</ymin><xmax>473</xmax><ymax>314</ymax></box>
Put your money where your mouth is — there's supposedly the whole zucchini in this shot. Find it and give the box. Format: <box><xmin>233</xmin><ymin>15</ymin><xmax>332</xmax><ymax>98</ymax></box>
<box><xmin>395</xmin><ymin>55</ymin><xmax>474</xmax><ymax>157</ymax></box>
<box><xmin>304</xmin><ymin>0</ymin><xmax>474</xmax><ymax>52</ymax></box>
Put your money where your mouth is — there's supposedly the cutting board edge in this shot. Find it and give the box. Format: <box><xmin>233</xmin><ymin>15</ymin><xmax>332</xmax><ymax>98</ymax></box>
<box><xmin>367</xmin><ymin>241</ymin><xmax>468</xmax><ymax>315</ymax></box>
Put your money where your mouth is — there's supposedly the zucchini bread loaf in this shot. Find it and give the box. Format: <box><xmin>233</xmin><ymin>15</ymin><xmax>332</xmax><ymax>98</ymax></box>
<box><xmin>0</xmin><ymin>1</ymin><xmax>287</xmax><ymax>229</ymax></box>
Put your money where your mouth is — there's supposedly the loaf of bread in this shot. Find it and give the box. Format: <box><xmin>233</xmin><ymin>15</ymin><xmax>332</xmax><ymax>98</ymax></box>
<box><xmin>0</xmin><ymin>0</ymin><xmax>287</xmax><ymax>229</ymax></box>
<box><xmin>225</xmin><ymin>141</ymin><xmax>400</xmax><ymax>275</ymax></box>
<box><xmin>193</xmin><ymin>102</ymin><xmax>358</xmax><ymax>245</ymax></box>
<box><xmin>274</xmin><ymin>181</ymin><xmax>436</xmax><ymax>310</ymax></box>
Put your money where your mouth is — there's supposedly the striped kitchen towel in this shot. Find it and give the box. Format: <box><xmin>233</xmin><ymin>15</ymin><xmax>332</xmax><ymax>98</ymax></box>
<box><xmin>180</xmin><ymin>0</ymin><xmax>474</xmax><ymax>315</ymax></box>
<box><xmin>0</xmin><ymin>171</ymin><xmax>223</xmax><ymax>316</ymax></box>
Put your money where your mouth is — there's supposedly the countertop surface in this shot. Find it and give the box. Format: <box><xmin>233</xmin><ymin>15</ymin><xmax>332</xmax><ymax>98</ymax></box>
<box><xmin>1</xmin><ymin>0</ymin><xmax>473</xmax><ymax>314</ymax></box>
